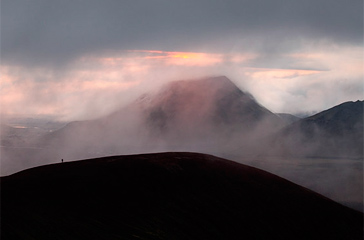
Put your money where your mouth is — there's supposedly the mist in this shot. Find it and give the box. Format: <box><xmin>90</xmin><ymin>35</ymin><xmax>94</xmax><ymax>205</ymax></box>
<box><xmin>1</xmin><ymin>45</ymin><xmax>363</xmax><ymax>121</ymax></box>
<box><xmin>1</xmin><ymin>76</ymin><xmax>362</xmax><ymax>211</ymax></box>
<box><xmin>1</xmin><ymin>0</ymin><xmax>363</xmax><ymax>213</ymax></box>
<box><xmin>1</xmin><ymin>0</ymin><xmax>363</xmax><ymax>120</ymax></box>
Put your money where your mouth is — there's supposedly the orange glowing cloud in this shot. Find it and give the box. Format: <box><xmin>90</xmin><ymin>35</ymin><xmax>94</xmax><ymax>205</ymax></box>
<box><xmin>128</xmin><ymin>50</ymin><xmax>223</xmax><ymax>66</ymax></box>
<box><xmin>0</xmin><ymin>62</ymin><xmax>143</xmax><ymax>118</ymax></box>
<box><xmin>2</xmin><ymin>44</ymin><xmax>361</xmax><ymax>119</ymax></box>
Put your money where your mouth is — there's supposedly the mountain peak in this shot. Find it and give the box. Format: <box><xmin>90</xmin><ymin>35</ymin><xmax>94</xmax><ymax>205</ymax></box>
<box><xmin>162</xmin><ymin>76</ymin><xmax>239</xmax><ymax>93</ymax></box>
<box><xmin>278</xmin><ymin>100</ymin><xmax>363</xmax><ymax>158</ymax></box>
<box><xmin>132</xmin><ymin>76</ymin><xmax>282</xmax><ymax>143</ymax></box>
<box><xmin>193</xmin><ymin>75</ymin><xmax>235</xmax><ymax>86</ymax></box>
<box><xmin>135</xmin><ymin>76</ymin><xmax>250</xmax><ymax>111</ymax></box>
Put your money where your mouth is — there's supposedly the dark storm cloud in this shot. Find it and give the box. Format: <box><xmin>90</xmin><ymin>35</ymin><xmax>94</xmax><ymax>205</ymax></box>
<box><xmin>1</xmin><ymin>0</ymin><xmax>362</xmax><ymax>67</ymax></box>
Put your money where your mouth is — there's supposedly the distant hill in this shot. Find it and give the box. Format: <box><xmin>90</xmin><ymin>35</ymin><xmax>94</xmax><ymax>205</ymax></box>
<box><xmin>133</xmin><ymin>76</ymin><xmax>283</xmax><ymax>149</ymax></box>
<box><xmin>44</xmin><ymin>77</ymin><xmax>362</xmax><ymax>160</ymax></box>
<box><xmin>5</xmin><ymin>76</ymin><xmax>359</xmax><ymax>176</ymax></box>
<box><xmin>274</xmin><ymin>101</ymin><xmax>363</xmax><ymax>158</ymax></box>
<box><xmin>42</xmin><ymin>76</ymin><xmax>284</xmax><ymax>158</ymax></box>
<box><xmin>138</xmin><ymin>76</ymin><xmax>281</xmax><ymax>132</ymax></box>
<box><xmin>1</xmin><ymin>152</ymin><xmax>362</xmax><ymax>239</ymax></box>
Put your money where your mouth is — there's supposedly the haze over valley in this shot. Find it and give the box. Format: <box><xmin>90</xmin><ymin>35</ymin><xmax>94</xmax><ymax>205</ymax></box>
<box><xmin>1</xmin><ymin>76</ymin><xmax>363</xmax><ymax>211</ymax></box>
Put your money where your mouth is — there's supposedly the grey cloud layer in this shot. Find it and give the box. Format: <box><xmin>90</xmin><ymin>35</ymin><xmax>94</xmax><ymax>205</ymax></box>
<box><xmin>2</xmin><ymin>0</ymin><xmax>362</xmax><ymax>67</ymax></box>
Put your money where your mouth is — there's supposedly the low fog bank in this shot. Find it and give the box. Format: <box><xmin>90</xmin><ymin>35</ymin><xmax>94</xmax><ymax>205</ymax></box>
<box><xmin>1</xmin><ymin>76</ymin><xmax>362</xmax><ymax>211</ymax></box>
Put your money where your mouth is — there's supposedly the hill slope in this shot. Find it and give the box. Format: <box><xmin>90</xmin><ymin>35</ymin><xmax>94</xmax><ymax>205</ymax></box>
<box><xmin>136</xmin><ymin>76</ymin><xmax>281</xmax><ymax>135</ymax></box>
<box><xmin>1</xmin><ymin>152</ymin><xmax>362</xmax><ymax>239</ymax></box>
<box><xmin>41</xmin><ymin>76</ymin><xmax>284</xmax><ymax>159</ymax></box>
<box><xmin>275</xmin><ymin>100</ymin><xmax>363</xmax><ymax>158</ymax></box>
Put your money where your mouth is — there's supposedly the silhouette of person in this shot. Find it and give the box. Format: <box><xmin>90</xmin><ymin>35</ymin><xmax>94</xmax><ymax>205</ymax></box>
<box><xmin>62</xmin><ymin>159</ymin><xmax>64</xmax><ymax>163</ymax></box>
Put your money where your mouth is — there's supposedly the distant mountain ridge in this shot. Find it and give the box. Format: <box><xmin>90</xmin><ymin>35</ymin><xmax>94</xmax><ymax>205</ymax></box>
<box><xmin>33</xmin><ymin>76</ymin><xmax>364</xmax><ymax>160</ymax></box>
<box><xmin>1</xmin><ymin>76</ymin><xmax>362</xmax><ymax>176</ymax></box>
<box><xmin>275</xmin><ymin>100</ymin><xmax>363</xmax><ymax>158</ymax></box>
<box><xmin>41</xmin><ymin>76</ymin><xmax>285</xmax><ymax>158</ymax></box>
<box><xmin>136</xmin><ymin>76</ymin><xmax>282</xmax><ymax>143</ymax></box>
<box><xmin>1</xmin><ymin>76</ymin><xmax>362</xmax><ymax>214</ymax></box>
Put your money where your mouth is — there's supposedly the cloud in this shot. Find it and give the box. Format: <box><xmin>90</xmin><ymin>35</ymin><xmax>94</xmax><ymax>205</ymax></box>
<box><xmin>240</xmin><ymin>45</ymin><xmax>363</xmax><ymax>114</ymax></box>
<box><xmin>0</xmin><ymin>50</ymin><xmax>225</xmax><ymax>120</ymax></box>
<box><xmin>1</xmin><ymin>43</ymin><xmax>362</xmax><ymax>120</ymax></box>
<box><xmin>1</xmin><ymin>0</ymin><xmax>362</xmax><ymax>119</ymax></box>
<box><xmin>128</xmin><ymin>50</ymin><xmax>224</xmax><ymax>66</ymax></box>
<box><xmin>1</xmin><ymin>0</ymin><xmax>362</xmax><ymax>67</ymax></box>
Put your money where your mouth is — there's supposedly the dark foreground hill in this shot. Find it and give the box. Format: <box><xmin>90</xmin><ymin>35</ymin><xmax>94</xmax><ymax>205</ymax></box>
<box><xmin>1</xmin><ymin>152</ymin><xmax>362</xmax><ymax>239</ymax></box>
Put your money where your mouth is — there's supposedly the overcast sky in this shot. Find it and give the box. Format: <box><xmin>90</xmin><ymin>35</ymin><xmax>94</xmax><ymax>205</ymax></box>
<box><xmin>1</xmin><ymin>0</ymin><xmax>363</xmax><ymax>120</ymax></box>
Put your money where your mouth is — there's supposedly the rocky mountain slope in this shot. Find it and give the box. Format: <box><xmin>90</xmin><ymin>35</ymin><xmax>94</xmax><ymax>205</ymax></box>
<box><xmin>274</xmin><ymin>100</ymin><xmax>363</xmax><ymax>158</ymax></box>
<box><xmin>42</xmin><ymin>76</ymin><xmax>285</xmax><ymax>159</ymax></box>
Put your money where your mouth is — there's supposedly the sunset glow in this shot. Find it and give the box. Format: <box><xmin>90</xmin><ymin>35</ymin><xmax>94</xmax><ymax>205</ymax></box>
<box><xmin>128</xmin><ymin>50</ymin><xmax>223</xmax><ymax>66</ymax></box>
<box><xmin>1</xmin><ymin>2</ymin><xmax>363</xmax><ymax>231</ymax></box>
<box><xmin>1</xmin><ymin>44</ymin><xmax>362</xmax><ymax>119</ymax></box>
